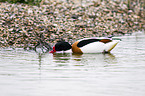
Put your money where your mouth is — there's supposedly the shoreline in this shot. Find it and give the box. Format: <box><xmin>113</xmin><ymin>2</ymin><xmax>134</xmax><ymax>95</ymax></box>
<box><xmin>0</xmin><ymin>1</ymin><xmax>145</xmax><ymax>50</ymax></box>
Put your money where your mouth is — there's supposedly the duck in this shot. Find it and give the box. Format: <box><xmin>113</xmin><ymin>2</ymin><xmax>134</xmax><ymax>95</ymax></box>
<box><xmin>49</xmin><ymin>37</ymin><xmax>120</xmax><ymax>54</ymax></box>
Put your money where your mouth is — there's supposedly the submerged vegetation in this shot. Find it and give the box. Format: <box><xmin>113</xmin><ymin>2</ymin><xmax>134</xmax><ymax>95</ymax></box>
<box><xmin>0</xmin><ymin>0</ymin><xmax>145</xmax><ymax>50</ymax></box>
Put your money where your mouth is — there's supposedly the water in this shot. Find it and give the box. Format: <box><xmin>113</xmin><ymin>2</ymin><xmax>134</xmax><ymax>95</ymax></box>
<box><xmin>0</xmin><ymin>31</ymin><xmax>145</xmax><ymax>96</ymax></box>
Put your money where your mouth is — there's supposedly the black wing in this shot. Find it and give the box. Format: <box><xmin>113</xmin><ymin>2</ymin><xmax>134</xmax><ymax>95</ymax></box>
<box><xmin>77</xmin><ymin>39</ymin><xmax>100</xmax><ymax>47</ymax></box>
<box><xmin>77</xmin><ymin>38</ymin><xmax>112</xmax><ymax>47</ymax></box>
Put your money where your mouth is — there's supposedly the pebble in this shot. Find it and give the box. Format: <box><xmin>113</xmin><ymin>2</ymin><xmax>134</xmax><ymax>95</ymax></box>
<box><xmin>0</xmin><ymin>1</ymin><xmax>145</xmax><ymax>49</ymax></box>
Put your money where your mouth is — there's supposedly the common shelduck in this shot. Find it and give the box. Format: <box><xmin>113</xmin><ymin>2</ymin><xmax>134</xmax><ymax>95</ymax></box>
<box><xmin>49</xmin><ymin>37</ymin><xmax>120</xmax><ymax>54</ymax></box>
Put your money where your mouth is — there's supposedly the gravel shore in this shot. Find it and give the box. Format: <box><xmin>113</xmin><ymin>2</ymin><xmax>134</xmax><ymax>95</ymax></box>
<box><xmin>0</xmin><ymin>1</ymin><xmax>145</xmax><ymax>50</ymax></box>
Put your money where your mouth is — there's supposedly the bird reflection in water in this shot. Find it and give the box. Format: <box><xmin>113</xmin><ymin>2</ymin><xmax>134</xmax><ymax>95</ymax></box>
<box><xmin>52</xmin><ymin>52</ymin><xmax>117</xmax><ymax>67</ymax></box>
<box><xmin>52</xmin><ymin>53</ymin><xmax>72</xmax><ymax>66</ymax></box>
<box><xmin>38</xmin><ymin>53</ymin><xmax>42</xmax><ymax>69</ymax></box>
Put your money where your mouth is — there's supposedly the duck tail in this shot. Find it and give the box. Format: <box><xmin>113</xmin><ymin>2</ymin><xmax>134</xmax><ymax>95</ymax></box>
<box><xmin>105</xmin><ymin>41</ymin><xmax>119</xmax><ymax>52</ymax></box>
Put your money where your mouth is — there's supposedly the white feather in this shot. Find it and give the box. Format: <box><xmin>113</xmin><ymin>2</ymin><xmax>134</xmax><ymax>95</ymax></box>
<box><xmin>79</xmin><ymin>40</ymin><xmax>119</xmax><ymax>53</ymax></box>
<box><xmin>55</xmin><ymin>49</ymin><xmax>72</xmax><ymax>53</ymax></box>
<box><xmin>80</xmin><ymin>42</ymin><xmax>105</xmax><ymax>53</ymax></box>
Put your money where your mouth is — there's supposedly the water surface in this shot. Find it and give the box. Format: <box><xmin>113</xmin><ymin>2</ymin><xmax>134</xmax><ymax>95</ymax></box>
<box><xmin>0</xmin><ymin>32</ymin><xmax>145</xmax><ymax>96</ymax></box>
